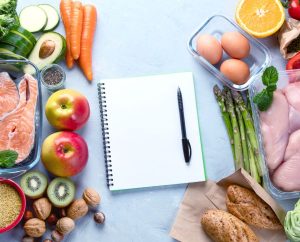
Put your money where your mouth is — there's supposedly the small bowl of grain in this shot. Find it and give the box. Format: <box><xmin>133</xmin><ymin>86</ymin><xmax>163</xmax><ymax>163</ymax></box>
<box><xmin>0</xmin><ymin>179</ymin><xmax>26</xmax><ymax>233</ymax></box>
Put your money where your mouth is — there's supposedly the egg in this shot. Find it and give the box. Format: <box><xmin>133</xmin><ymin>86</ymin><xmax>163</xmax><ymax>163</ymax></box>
<box><xmin>196</xmin><ymin>34</ymin><xmax>222</xmax><ymax>65</ymax></box>
<box><xmin>221</xmin><ymin>32</ymin><xmax>250</xmax><ymax>59</ymax></box>
<box><xmin>220</xmin><ymin>59</ymin><xmax>250</xmax><ymax>85</ymax></box>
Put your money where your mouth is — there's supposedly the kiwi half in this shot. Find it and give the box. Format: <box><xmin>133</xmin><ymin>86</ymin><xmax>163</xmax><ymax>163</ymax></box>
<box><xmin>20</xmin><ymin>171</ymin><xmax>48</xmax><ymax>199</ymax></box>
<box><xmin>47</xmin><ymin>178</ymin><xmax>75</xmax><ymax>208</ymax></box>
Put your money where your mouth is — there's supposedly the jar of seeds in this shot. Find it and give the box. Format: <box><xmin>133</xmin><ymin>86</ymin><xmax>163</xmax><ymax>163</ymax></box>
<box><xmin>41</xmin><ymin>64</ymin><xmax>66</xmax><ymax>93</ymax></box>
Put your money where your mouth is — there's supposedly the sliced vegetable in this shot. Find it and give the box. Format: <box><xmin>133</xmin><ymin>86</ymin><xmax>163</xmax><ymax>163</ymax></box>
<box><xmin>24</xmin><ymin>32</ymin><xmax>66</xmax><ymax>73</ymax></box>
<box><xmin>286</xmin><ymin>52</ymin><xmax>300</xmax><ymax>70</ymax></box>
<box><xmin>1</xmin><ymin>33</ymin><xmax>33</xmax><ymax>54</ymax></box>
<box><xmin>38</xmin><ymin>4</ymin><xmax>60</xmax><ymax>32</ymax></box>
<box><xmin>10</xmin><ymin>26</ymin><xmax>37</xmax><ymax>46</ymax></box>
<box><xmin>70</xmin><ymin>1</ymin><xmax>83</xmax><ymax>59</ymax></box>
<box><xmin>19</xmin><ymin>5</ymin><xmax>48</xmax><ymax>33</ymax></box>
<box><xmin>0</xmin><ymin>43</ymin><xmax>30</xmax><ymax>57</ymax></box>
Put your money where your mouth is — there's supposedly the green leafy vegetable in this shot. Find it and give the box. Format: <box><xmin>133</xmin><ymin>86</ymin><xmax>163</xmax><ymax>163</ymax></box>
<box><xmin>0</xmin><ymin>0</ymin><xmax>18</xmax><ymax>39</ymax></box>
<box><xmin>253</xmin><ymin>66</ymin><xmax>279</xmax><ymax>112</ymax></box>
<box><xmin>0</xmin><ymin>150</ymin><xmax>18</xmax><ymax>168</ymax></box>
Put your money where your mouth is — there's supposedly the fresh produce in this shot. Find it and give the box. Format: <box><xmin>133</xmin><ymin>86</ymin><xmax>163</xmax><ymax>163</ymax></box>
<box><xmin>0</xmin><ymin>150</ymin><xmax>18</xmax><ymax>168</ymax></box>
<box><xmin>0</xmin><ymin>0</ymin><xmax>18</xmax><ymax>40</ymax></box>
<box><xmin>94</xmin><ymin>211</ymin><xmax>105</xmax><ymax>224</ymax></box>
<box><xmin>196</xmin><ymin>34</ymin><xmax>222</xmax><ymax>65</ymax></box>
<box><xmin>67</xmin><ymin>198</ymin><xmax>88</xmax><ymax>220</ymax></box>
<box><xmin>38</xmin><ymin>4</ymin><xmax>60</xmax><ymax>32</ymax></box>
<box><xmin>56</xmin><ymin>217</ymin><xmax>75</xmax><ymax>235</ymax></box>
<box><xmin>220</xmin><ymin>59</ymin><xmax>250</xmax><ymax>85</ymax></box>
<box><xmin>288</xmin><ymin>0</ymin><xmax>300</xmax><ymax>20</ymax></box>
<box><xmin>213</xmin><ymin>86</ymin><xmax>262</xmax><ymax>183</ymax></box>
<box><xmin>19</xmin><ymin>5</ymin><xmax>48</xmax><ymax>33</ymax></box>
<box><xmin>253</xmin><ymin>66</ymin><xmax>279</xmax><ymax>111</ymax></box>
<box><xmin>60</xmin><ymin>0</ymin><xmax>74</xmax><ymax>68</ymax></box>
<box><xmin>221</xmin><ymin>31</ymin><xmax>250</xmax><ymax>59</ymax></box>
<box><xmin>47</xmin><ymin>177</ymin><xmax>75</xmax><ymax>208</ymax></box>
<box><xmin>0</xmin><ymin>42</ymin><xmax>30</xmax><ymax>57</ymax></box>
<box><xmin>47</xmin><ymin>213</ymin><xmax>58</xmax><ymax>225</ymax></box>
<box><xmin>82</xmin><ymin>187</ymin><xmax>101</xmax><ymax>207</ymax></box>
<box><xmin>24</xmin><ymin>32</ymin><xmax>66</xmax><ymax>73</ymax></box>
<box><xmin>20</xmin><ymin>171</ymin><xmax>48</xmax><ymax>199</ymax></box>
<box><xmin>78</xmin><ymin>4</ymin><xmax>97</xmax><ymax>81</ymax></box>
<box><xmin>70</xmin><ymin>0</ymin><xmax>83</xmax><ymax>59</ymax></box>
<box><xmin>286</xmin><ymin>52</ymin><xmax>300</xmax><ymax>70</ymax></box>
<box><xmin>23</xmin><ymin>211</ymin><xmax>33</xmax><ymax>222</ymax></box>
<box><xmin>284</xmin><ymin>201</ymin><xmax>300</xmax><ymax>241</ymax></box>
<box><xmin>235</xmin><ymin>0</ymin><xmax>285</xmax><ymax>38</ymax></box>
<box><xmin>33</xmin><ymin>198</ymin><xmax>52</xmax><ymax>220</ymax></box>
<box><xmin>45</xmin><ymin>89</ymin><xmax>90</xmax><ymax>131</ymax></box>
<box><xmin>23</xmin><ymin>218</ymin><xmax>46</xmax><ymax>238</ymax></box>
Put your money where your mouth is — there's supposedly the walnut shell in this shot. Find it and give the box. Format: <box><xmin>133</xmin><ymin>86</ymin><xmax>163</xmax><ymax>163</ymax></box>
<box><xmin>82</xmin><ymin>188</ymin><xmax>101</xmax><ymax>207</ymax></box>
<box><xmin>33</xmin><ymin>197</ymin><xmax>52</xmax><ymax>220</ymax></box>
<box><xmin>67</xmin><ymin>199</ymin><xmax>88</xmax><ymax>220</ymax></box>
<box><xmin>24</xmin><ymin>218</ymin><xmax>46</xmax><ymax>238</ymax></box>
<box><xmin>56</xmin><ymin>217</ymin><xmax>75</xmax><ymax>235</ymax></box>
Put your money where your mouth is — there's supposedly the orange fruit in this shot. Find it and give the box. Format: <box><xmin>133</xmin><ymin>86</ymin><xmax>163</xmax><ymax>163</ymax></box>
<box><xmin>235</xmin><ymin>0</ymin><xmax>285</xmax><ymax>38</ymax></box>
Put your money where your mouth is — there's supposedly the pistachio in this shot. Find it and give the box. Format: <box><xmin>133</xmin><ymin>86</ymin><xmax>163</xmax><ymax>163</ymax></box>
<box><xmin>56</xmin><ymin>217</ymin><xmax>75</xmax><ymax>235</ymax></box>
<box><xmin>82</xmin><ymin>188</ymin><xmax>101</xmax><ymax>207</ymax></box>
<box><xmin>67</xmin><ymin>199</ymin><xmax>88</xmax><ymax>220</ymax></box>
<box><xmin>24</xmin><ymin>218</ymin><xmax>46</xmax><ymax>238</ymax></box>
<box><xmin>33</xmin><ymin>198</ymin><xmax>52</xmax><ymax>220</ymax></box>
<box><xmin>39</xmin><ymin>40</ymin><xmax>56</xmax><ymax>59</ymax></box>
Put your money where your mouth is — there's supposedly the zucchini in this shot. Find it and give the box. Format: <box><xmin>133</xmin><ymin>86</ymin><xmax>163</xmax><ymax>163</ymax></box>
<box><xmin>10</xmin><ymin>26</ymin><xmax>37</xmax><ymax>46</ymax></box>
<box><xmin>38</xmin><ymin>4</ymin><xmax>60</xmax><ymax>32</ymax></box>
<box><xmin>1</xmin><ymin>34</ymin><xmax>34</xmax><ymax>54</ymax></box>
<box><xmin>19</xmin><ymin>5</ymin><xmax>48</xmax><ymax>33</ymax></box>
<box><xmin>0</xmin><ymin>43</ymin><xmax>29</xmax><ymax>57</ymax></box>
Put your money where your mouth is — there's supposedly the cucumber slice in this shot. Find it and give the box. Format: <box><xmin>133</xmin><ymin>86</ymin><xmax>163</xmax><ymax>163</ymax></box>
<box><xmin>0</xmin><ymin>43</ymin><xmax>29</xmax><ymax>57</ymax></box>
<box><xmin>38</xmin><ymin>4</ymin><xmax>60</xmax><ymax>32</ymax></box>
<box><xmin>25</xmin><ymin>32</ymin><xmax>66</xmax><ymax>73</ymax></box>
<box><xmin>1</xmin><ymin>34</ymin><xmax>34</xmax><ymax>54</ymax></box>
<box><xmin>19</xmin><ymin>5</ymin><xmax>48</xmax><ymax>33</ymax></box>
<box><xmin>10</xmin><ymin>26</ymin><xmax>37</xmax><ymax>46</ymax></box>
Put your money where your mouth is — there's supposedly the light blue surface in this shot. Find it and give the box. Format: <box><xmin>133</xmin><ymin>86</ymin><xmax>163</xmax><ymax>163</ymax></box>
<box><xmin>0</xmin><ymin>0</ymin><xmax>296</xmax><ymax>241</ymax></box>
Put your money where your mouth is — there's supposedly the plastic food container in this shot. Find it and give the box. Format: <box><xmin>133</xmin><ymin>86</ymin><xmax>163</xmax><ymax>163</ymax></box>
<box><xmin>249</xmin><ymin>69</ymin><xmax>300</xmax><ymax>200</ymax></box>
<box><xmin>188</xmin><ymin>15</ymin><xmax>271</xmax><ymax>91</ymax></box>
<box><xmin>0</xmin><ymin>57</ymin><xmax>42</xmax><ymax>179</ymax></box>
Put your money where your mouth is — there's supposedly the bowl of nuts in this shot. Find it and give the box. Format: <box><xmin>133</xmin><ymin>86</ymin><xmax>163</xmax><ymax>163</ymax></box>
<box><xmin>0</xmin><ymin>179</ymin><xmax>26</xmax><ymax>233</ymax></box>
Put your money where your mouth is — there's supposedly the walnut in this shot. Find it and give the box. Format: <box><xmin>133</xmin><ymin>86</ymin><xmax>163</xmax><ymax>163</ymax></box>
<box><xmin>67</xmin><ymin>199</ymin><xmax>88</xmax><ymax>220</ymax></box>
<box><xmin>33</xmin><ymin>197</ymin><xmax>52</xmax><ymax>220</ymax></box>
<box><xmin>24</xmin><ymin>218</ymin><xmax>46</xmax><ymax>238</ymax></box>
<box><xmin>82</xmin><ymin>188</ymin><xmax>101</xmax><ymax>207</ymax></box>
<box><xmin>51</xmin><ymin>230</ymin><xmax>64</xmax><ymax>242</ymax></box>
<box><xmin>39</xmin><ymin>40</ymin><xmax>56</xmax><ymax>58</ymax></box>
<box><xmin>56</xmin><ymin>217</ymin><xmax>75</xmax><ymax>235</ymax></box>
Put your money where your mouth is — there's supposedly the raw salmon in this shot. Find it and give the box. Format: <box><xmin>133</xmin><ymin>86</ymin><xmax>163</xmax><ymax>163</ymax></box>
<box><xmin>0</xmin><ymin>74</ymin><xmax>38</xmax><ymax>163</ymax></box>
<box><xmin>0</xmin><ymin>72</ymin><xmax>19</xmax><ymax>120</ymax></box>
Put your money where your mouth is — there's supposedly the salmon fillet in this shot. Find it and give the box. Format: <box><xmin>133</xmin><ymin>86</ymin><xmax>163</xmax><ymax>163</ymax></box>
<box><xmin>0</xmin><ymin>72</ymin><xmax>19</xmax><ymax>120</ymax></box>
<box><xmin>0</xmin><ymin>74</ymin><xmax>38</xmax><ymax>163</ymax></box>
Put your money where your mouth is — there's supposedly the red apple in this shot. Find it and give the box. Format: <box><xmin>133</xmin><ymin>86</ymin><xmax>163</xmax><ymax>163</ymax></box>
<box><xmin>45</xmin><ymin>89</ymin><xmax>90</xmax><ymax>131</ymax></box>
<box><xmin>41</xmin><ymin>131</ymin><xmax>88</xmax><ymax>177</ymax></box>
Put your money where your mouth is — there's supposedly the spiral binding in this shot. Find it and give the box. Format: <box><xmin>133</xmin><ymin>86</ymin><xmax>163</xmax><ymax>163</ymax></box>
<box><xmin>98</xmin><ymin>83</ymin><xmax>114</xmax><ymax>188</ymax></box>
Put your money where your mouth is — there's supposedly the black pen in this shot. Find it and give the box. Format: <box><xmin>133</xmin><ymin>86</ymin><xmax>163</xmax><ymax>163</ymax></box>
<box><xmin>177</xmin><ymin>87</ymin><xmax>192</xmax><ymax>163</ymax></box>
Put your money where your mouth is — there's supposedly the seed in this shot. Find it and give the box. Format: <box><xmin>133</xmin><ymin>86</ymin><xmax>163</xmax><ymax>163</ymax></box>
<box><xmin>94</xmin><ymin>212</ymin><xmax>105</xmax><ymax>224</ymax></box>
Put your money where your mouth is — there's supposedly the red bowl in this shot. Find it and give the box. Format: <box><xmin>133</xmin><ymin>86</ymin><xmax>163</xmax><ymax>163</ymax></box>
<box><xmin>0</xmin><ymin>179</ymin><xmax>26</xmax><ymax>233</ymax></box>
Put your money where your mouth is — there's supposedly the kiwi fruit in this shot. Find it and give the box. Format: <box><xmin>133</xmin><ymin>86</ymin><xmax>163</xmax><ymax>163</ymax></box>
<box><xmin>47</xmin><ymin>178</ymin><xmax>75</xmax><ymax>208</ymax></box>
<box><xmin>20</xmin><ymin>171</ymin><xmax>48</xmax><ymax>199</ymax></box>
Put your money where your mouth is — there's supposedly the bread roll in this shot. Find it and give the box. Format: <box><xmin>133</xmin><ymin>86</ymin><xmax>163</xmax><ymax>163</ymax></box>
<box><xmin>201</xmin><ymin>209</ymin><xmax>258</xmax><ymax>242</ymax></box>
<box><xmin>226</xmin><ymin>185</ymin><xmax>282</xmax><ymax>230</ymax></box>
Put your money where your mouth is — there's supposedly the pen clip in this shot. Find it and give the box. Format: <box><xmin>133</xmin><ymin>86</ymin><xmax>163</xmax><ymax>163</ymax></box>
<box><xmin>182</xmin><ymin>138</ymin><xmax>192</xmax><ymax>163</ymax></box>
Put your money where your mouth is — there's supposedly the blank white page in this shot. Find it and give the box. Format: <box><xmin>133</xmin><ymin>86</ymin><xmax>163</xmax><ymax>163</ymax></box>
<box><xmin>100</xmin><ymin>72</ymin><xmax>206</xmax><ymax>191</ymax></box>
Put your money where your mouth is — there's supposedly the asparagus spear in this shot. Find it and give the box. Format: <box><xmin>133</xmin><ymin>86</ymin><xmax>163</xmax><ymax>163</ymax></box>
<box><xmin>246</xmin><ymin>91</ymin><xmax>253</xmax><ymax>119</ymax></box>
<box><xmin>223</xmin><ymin>87</ymin><xmax>243</xmax><ymax>169</ymax></box>
<box><xmin>236</xmin><ymin>106</ymin><xmax>250</xmax><ymax>172</ymax></box>
<box><xmin>213</xmin><ymin>85</ymin><xmax>234</xmax><ymax>156</ymax></box>
<box><xmin>247</xmin><ymin>136</ymin><xmax>261</xmax><ymax>184</ymax></box>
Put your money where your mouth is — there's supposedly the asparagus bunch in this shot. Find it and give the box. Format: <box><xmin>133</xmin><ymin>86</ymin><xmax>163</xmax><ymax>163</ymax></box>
<box><xmin>213</xmin><ymin>85</ymin><xmax>262</xmax><ymax>184</ymax></box>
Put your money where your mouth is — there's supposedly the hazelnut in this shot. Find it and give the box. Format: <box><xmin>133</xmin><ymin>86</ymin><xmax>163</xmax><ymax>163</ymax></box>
<box><xmin>22</xmin><ymin>236</ymin><xmax>34</xmax><ymax>242</ymax></box>
<box><xmin>67</xmin><ymin>199</ymin><xmax>88</xmax><ymax>220</ymax></box>
<box><xmin>39</xmin><ymin>40</ymin><xmax>56</xmax><ymax>59</ymax></box>
<box><xmin>82</xmin><ymin>188</ymin><xmax>101</xmax><ymax>207</ymax></box>
<box><xmin>94</xmin><ymin>211</ymin><xmax>105</xmax><ymax>224</ymax></box>
<box><xmin>23</xmin><ymin>211</ymin><xmax>34</xmax><ymax>222</ymax></box>
<box><xmin>47</xmin><ymin>214</ymin><xmax>58</xmax><ymax>226</ymax></box>
<box><xmin>56</xmin><ymin>217</ymin><xmax>75</xmax><ymax>235</ymax></box>
<box><xmin>51</xmin><ymin>230</ymin><xmax>64</xmax><ymax>242</ymax></box>
<box><xmin>33</xmin><ymin>198</ymin><xmax>52</xmax><ymax>220</ymax></box>
<box><xmin>24</xmin><ymin>218</ymin><xmax>46</xmax><ymax>238</ymax></box>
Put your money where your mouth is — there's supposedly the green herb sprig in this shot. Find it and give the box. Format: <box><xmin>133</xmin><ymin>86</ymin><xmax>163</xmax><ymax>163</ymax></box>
<box><xmin>253</xmin><ymin>66</ymin><xmax>278</xmax><ymax>111</ymax></box>
<box><xmin>0</xmin><ymin>150</ymin><xmax>18</xmax><ymax>168</ymax></box>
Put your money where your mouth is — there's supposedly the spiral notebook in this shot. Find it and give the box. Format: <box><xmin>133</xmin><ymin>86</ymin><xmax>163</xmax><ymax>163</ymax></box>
<box><xmin>97</xmin><ymin>72</ymin><xmax>206</xmax><ymax>191</ymax></box>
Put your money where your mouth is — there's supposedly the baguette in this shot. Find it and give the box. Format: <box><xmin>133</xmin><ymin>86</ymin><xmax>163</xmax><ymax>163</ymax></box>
<box><xmin>226</xmin><ymin>185</ymin><xmax>282</xmax><ymax>230</ymax></box>
<box><xmin>201</xmin><ymin>209</ymin><xmax>258</xmax><ymax>242</ymax></box>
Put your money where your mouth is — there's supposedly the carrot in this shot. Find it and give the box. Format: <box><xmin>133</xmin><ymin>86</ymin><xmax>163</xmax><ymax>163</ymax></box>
<box><xmin>79</xmin><ymin>4</ymin><xmax>97</xmax><ymax>81</ymax></box>
<box><xmin>60</xmin><ymin>0</ymin><xmax>74</xmax><ymax>69</ymax></box>
<box><xmin>70</xmin><ymin>0</ymin><xmax>83</xmax><ymax>60</ymax></box>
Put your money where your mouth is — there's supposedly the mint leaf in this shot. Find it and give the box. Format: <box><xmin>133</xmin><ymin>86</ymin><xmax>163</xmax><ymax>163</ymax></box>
<box><xmin>262</xmin><ymin>66</ymin><xmax>278</xmax><ymax>86</ymax></box>
<box><xmin>266</xmin><ymin>84</ymin><xmax>277</xmax><ymax>92</ymax></box>
<box><xmin>253</xmin><ymin>89</ymin><xmax>273</xmax><ymax>111</ymax></box>
<box><xmin>0</xmin><ymin>150</ymin><xmax>18</xmax><ymax>168</ymax></box>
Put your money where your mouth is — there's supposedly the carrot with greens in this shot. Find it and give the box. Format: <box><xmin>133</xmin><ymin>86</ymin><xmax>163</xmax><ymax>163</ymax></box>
<box><xmin>79</xmin><ymin>4</ymin><xmax>97</xmax><ymax>81</ymax></box>
<box><xmin>70</xmin><ymin>0</ymin><xmax>83</xmax><ymax>60</ymax></box>
<box><xmin>60</xmin><ymin>0</ymin><xmax>74</xmax><ymax>68</ymax></box>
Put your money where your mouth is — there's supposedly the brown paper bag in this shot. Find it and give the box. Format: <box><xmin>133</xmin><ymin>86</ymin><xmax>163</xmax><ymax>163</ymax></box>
<box><xmin>169</xmin><ymin>169</ymin><xmax>287</xmax><ymax>242</ymax></box>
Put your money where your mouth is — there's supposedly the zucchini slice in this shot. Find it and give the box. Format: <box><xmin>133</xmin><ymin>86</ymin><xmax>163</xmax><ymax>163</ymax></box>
<box><xmin>19</xmin><ymin>5</ymin><xmax>48</xmax><ymax>33</ymax></box>
<box><xmin>38</xmin><ymin>4</ymin><xmax>60</xmax><ymax>32</ymax></box>
<box><xmin>10</xmin><ymin>26</ymin><xmax>37</xmax><ymax>46</ymax></box>
<box><xmin>1</xmin><ymin>33</ymin><xmax>34</xmax><ymax>54</ymax></box>
<box><xmin>0</xmin><ymin>43</ymin><xmax>30</xmax><ymax>57</ymax></box>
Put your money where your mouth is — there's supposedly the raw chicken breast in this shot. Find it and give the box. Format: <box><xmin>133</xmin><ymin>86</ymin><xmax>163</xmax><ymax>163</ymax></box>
<box><xmin>272</xmin><ymin>129</ymin><xmax>300</xmax><ymax>191</ymax></box>
<box><xmin>284</xmin><ymin>82</ymin><xmax>300</xmax><ymax>132</ymax></box>
<box><xmin>260</xmin><ymin>90</ymin><xmax>289</xmax><ymax>171</ymax></box>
